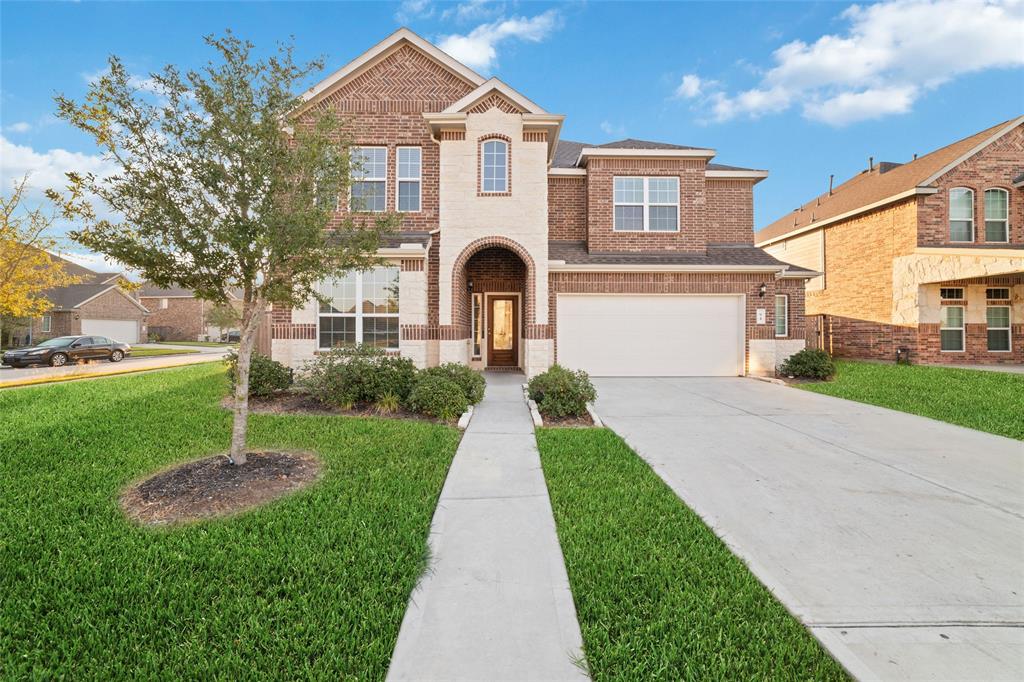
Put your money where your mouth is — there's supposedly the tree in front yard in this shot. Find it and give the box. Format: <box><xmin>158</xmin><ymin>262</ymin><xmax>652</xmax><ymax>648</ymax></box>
<box><xmin>49</xmin><ymin>33</ymin><xmax>395</xmax><ymax>464</ymax></box>
<box><xmin>0</xmin><ymin>176</ymin><xmax>81</xmax><ymax>347</ymax></box>
<box><xmin>204</xmin><ymin>302</ymin><xmax>240</xmax><ymax>342</ymax></box>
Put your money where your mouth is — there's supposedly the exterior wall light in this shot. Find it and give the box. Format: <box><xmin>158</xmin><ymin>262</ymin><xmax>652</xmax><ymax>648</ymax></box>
<box><xmin>758</xmin><ymin>283</ymin><xmax>767</xmax><ymax>298</ymax></box>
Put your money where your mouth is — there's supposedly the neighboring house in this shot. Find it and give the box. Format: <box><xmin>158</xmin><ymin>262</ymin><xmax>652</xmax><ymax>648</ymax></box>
<box><xmin>139</xmin><ymin>285</ymin><xmax>241</xmax><ymax>341</ymax></box>
<box><xmin>266</xmin><ymin>28</ymin><xmax>814</xmax><ymax>377</ymax></box>
<box><xmin>23</xmin><ymin>256</ymin><xmax>148</xmax><ymax>346</ymax></box>
<box><xmin>758</xmin><ymin>118</ymin><xmax>1023</xmax><ymax>365</ymax></box>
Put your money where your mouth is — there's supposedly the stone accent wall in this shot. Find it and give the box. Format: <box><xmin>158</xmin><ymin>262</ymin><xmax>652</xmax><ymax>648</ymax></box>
<box><xmin>548</xmin><ymin>176</ymin><xmax>586</xmax><ymax>240</ymax></box>
<box><xmin>917</xmin><ymin>124</ymin><xmax>1024</xmax><ymax>247</ymax></box>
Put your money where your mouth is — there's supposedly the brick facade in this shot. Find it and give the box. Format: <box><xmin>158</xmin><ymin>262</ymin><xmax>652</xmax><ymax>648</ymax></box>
<box><xmin>141</xmin><ymin>297</ymin><xmax>204</xmax><ymax>341</ymax></box>
<box><xmin>548</xmin><ymin>176</ymin><xmax>587</xmax><ymax>240</ymax></box>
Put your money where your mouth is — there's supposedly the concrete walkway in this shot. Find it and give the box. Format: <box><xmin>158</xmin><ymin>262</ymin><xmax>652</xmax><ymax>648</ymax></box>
<box><xmin>595</xmin><ymin>377</ymin><xmax>1024</xmax><ymax>681</ymax></box>
<box><xmin>387</xmin><ymin>372</ymin><xmax>587</xmax><ymax>681</ymax></box>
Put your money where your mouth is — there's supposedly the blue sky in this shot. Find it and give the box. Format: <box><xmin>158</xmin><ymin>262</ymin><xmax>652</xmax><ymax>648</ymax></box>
<box><xmin>2</xmin><ymin>0</ymin><xmax>1022</xmax><ymax>267</ymax></box>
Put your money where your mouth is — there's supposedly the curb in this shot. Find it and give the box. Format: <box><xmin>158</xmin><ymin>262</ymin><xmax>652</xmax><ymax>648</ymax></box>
<box><xmin>748</xmin><ymin>375</ymin><xmax>787</xmax><ymax>386</ymax></box>
<box><xmin>456</xmin><ymin>405</ymin><xmax>474</xmax><ymax>430</ymax></box>
<box><xmin>0</xmin><ymin>356</ymin><xmax>225</xmax><ymax>390</ymax></box>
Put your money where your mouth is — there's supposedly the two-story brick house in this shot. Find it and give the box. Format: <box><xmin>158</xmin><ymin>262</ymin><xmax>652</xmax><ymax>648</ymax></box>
<box><xmin>266</xmin><ymin>29</ymin><xmax>814</xmax><ymax>377</ymax></box>
<box><xmin>758</xmin><ymin>118</ymin><xmax>1023</xmax><ymax>365</ymax></box>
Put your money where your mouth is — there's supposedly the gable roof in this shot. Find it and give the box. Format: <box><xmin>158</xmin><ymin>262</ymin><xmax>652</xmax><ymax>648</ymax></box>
<box><xmin>298</xmin><ymin>27</ymin><xmax>485</xmax><ymax>112</ymax></box>
<box><xmin>551</xmin><ymin>139</ymin><xmax>765</xmax><ymax>179</ymax></box>
<box><xmin>757</xmin><ymin>116</ymin><xmax>1024</xmax><ymax>246</ymax></box>
<box><xmin>443</xmin><ymin>77</ymin><xmax>548</xmax><ymax>115</ymax></box>
<box><xmin>596</xmin><ymin>138</ymin><xmax>706</xmax><ymax>151</ymax></box>
<box><xmin>44</xmin><ymin>282</ymin><xmax>148</xmax><ymax>313</ymax></box>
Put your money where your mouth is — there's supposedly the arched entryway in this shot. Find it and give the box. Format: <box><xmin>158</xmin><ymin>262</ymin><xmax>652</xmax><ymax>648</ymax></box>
<box><xmin>452</xmin><ymin>238</ymin><xmax>535</xmax><ymax>369</ymax></box>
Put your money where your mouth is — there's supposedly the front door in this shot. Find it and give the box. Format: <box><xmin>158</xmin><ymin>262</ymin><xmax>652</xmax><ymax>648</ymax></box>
<box><xmin>487</xmin><ymin>296</ymin><xmax>518</xmax><ymax>367</ymax></box>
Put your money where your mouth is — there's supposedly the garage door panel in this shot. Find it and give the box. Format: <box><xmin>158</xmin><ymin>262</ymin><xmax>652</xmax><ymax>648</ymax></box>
<box><xmin>556</xmin><ymin>295</ymin><xmax>743</xmax><ymax>377</ymax></box>
<box><xmin>81</xmin><ymin>319</ymin><xmax>138</xmax><ymax>344</ymax></box>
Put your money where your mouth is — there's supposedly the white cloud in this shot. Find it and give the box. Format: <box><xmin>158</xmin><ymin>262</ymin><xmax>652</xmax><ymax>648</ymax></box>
<box><xmin>683</xmin><ymin>0</ymin><xmax>1024</xmax><ymax>126</ymax></box>
<box><xmin>57</xmin><ymin>250</ymin><xmax>137</xmax><ymax>278</ymax></box>
<box><xmin>674</xmin><ymin>74</ymin><xmax>711</xmax><ymax>99</ymax></box>
<box><xmin>0</xmin><ymin>135</ymin><xmax>115</xmax><ymax>201</ymax></box>
<box><xmin>438</xmin><ymin>9</ymin><xmax>560</xmax><ymax>72</ymax></box>
<box><xmin>5</xmin><ymin>121</ymin><xmax>32</xmax><ymax>134</ymax></box>
<box><xmin>395</xmin><ymin>0</ymin><xmax>434</xmax><ymax>22</ymax></box>
<box><xmin>599</xmin><ymin>120</ymin><xmax>625</xmax><ymax>136</ymax></box>
<box><xmin>441</xmin><ymin>0</ymin><xmax>504</xmax><ymax>23</ymax></box>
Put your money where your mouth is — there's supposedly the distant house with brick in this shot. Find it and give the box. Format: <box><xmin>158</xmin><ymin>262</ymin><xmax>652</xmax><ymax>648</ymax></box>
<box><xmin>139</xmin><ymin>285</ymin><xmax>241</xmax><ymax>342</ymax></box>
<box><xmin>15</xmin><ymin>256</ymin><xmax>149</xmax><ymax>346</ymax></box>
<box><xmin>264</xmin><ymin>28</ymin><xmax>815</xmax><ymax>377</ymax></box>
<box><xmin>757</xmin><ymin>117</ymin><xmax>1023</xmax><ymax>365</ymax></box>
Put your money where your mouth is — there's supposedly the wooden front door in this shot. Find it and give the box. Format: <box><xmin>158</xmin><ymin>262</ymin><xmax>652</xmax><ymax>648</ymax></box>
<box><xmin>487</xmin><ymin>296</ymin><xmax>518</xmax><ymax>367</ymax></box>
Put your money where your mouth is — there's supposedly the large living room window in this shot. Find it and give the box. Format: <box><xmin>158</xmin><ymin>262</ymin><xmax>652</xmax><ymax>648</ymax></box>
<box><xmin>948</xmin><ymin>187</ymin><xmax>974</xmax><ymax>242</ymax></box>
<box><xmin>984</xmin><ymin>188</ymin><xmax>1009</xmax><ymax>242</ymax></box>
<box><xmin>318</xmin><ymin>267</ymin><xmax>399</xmax><ymax>350</ymax></box>
<box><xmin>774</xmin><ymin>294</ymin><xmax>788</xmax><ymax>337</ymax></box>
<box><xmin>481</xmin><ymin>139</ymin><xmax>508</xmax><ymax>193</ymax></box>
<box><xmin>397</xmin><ymin>147</ymin><xmax>421</xmax><ymax>212</ymax></box>
<box><xmin>987</xmin><ymin>306</ymin><xmax>1011</xmax><ymax>352</ymax></box>
<box><xmin>940</xmin><ymin>305</ymin><xmax>965</xmax><ymax>352</ymax></box>
<box><xmin>350</xmin><ymin>146</ymin><xmax>387</xmax><ymax>212</ymax></box>
<box><xmin>613</xmin><ymin>177</ymin><xmax>679</xmax><ymax>231</ymax></box>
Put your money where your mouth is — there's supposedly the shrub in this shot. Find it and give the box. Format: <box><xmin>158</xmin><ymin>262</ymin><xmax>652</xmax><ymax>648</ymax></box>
<box><xmin>407</xmin><ymin>374</ymin><xmax>469</xmax><ymax>421</ymax></box>
<box><xmin>302</xmin><ymin>345</ymin><xmax>417</xmax><ymax>409</ymax></box>
<box><xmin>226</xmin><ymin>350</ymin><xmax>292</xmax><ymax>397</ymax></box>
<box><xmin>527</xmin><ymin>364</ymin><xmax>597</xmax><ymax>419</ymax></box>
<box><xmin>779</xmin><ymin>348</ymin><xmax>835</xmax><ymax>380</ymax></box>
<box><xmin>419</xmin><ymin>363</ymin><xmax>486</xmax><ymax>405</ymax></box>
<box><xmin>375</xmin><ymin>391</ymin><xmax>401</xmax><ymax>415</ymax></box>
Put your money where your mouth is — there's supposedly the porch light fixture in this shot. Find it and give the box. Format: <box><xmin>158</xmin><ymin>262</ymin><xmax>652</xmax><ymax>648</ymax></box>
<box><xmin>467</xmin><ymin>279</ymin><xmax>474</xmax><ymax>293</ymax></box>
<box><xmin>758</xmin><ymin>283</ymin><xmax>767</xmax><ymax>298</ymax></box>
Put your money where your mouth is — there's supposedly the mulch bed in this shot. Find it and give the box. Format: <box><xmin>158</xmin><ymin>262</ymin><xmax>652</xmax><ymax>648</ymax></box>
<box><xmin>121</xmin><ymin>450</ymin><xmax>322</xmax><ymax>526</ymax></box>
<box><xmin>222</xmin><ymin>392</ymin><xmax>439</xmax><ymax>422</ymax></box>
<box><xmin>541</xmin><ymin>412</ymin><xmax>595</xmax><ymax>428</ymax></box>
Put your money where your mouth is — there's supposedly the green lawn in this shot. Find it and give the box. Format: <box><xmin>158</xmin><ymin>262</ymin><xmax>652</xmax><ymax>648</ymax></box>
<box><xmin>1</xmin><ymin>364</ymin><xmax>461</xmax><ymax>678</ymax></box>
<box><xmin>130</xmin><ymin>347</ymin><xmax>201</xmax><ymax>357</ymax></box>
<box><xmin>799</xmin><ymin>360</ymin><xmax>1024</xmax><ymax>440</ymax></box>
<box><xmin>537</xmin><ymin>428</ymin><xmax>847</xmax><ymax>681</ymax></box>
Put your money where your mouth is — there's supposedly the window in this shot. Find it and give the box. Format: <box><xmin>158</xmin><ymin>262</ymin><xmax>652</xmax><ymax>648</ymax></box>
<box><xmin>987</xmin><ymin>288</ymin><xmax>1011</xmax><ymax>300</ymax></box>
<box><xmin>984</xmin><ymin>188</ymin><xmax>1009</xmax><ymax>242</ymax></box>
<box><xmin>318</xmin><ymin>267</ymin><xmax>399</xmax><ymax>350</ymax></box>
<box><xmin>472</xmin><ymin>293</ymin><xmax>483</xmax><ymax>358</ymax></box>
<box><xmin>481</xmin><ymin>139</ymin><xmax>508</xmax><ymax>193</ymax></box>
<box><xmin>940</xmin><ymin>287</ymin><xmax>964</xmax><ymax>300</ymax></box>
<box><xmin>940</xmin><ymin>305</ymin><xmax>965</xmax><ymax>352</ymax></box>
<box><xmin>160</xmin><ymin>298</ymin><xmax>169</xmax><ymax>309</ymax></box>
<box><xmin>775</xmin><ymin>295</ymin><xmax>788</xmax><ymax>337</ymax></box>
<box><xmin>397</xmin><ymin>147</ymin><xmax>421</xmax><ymax>212</ymax></box>
<box><xmin>350</xmin><ymin>147</ymin><xmax>387</xmax><ymax>212</ymax></box>
<box><xmin>41</xmin><ymin>315</ymin><xmax>51</xmax><ymax>333</ymax></box>
<box><xmin>987</xmin><ymin>306</ymin><xmax>1011</xmax><ymax>352</ymax></box>
<box><xmin>948</xmin><ymin>187</ymin><xmax>974</xmax><ymax>242</ymax></box>
<box><xmin>613</xmin><ymin>177</ymin><xmax>679</xmax><ymax>231</ymax></box>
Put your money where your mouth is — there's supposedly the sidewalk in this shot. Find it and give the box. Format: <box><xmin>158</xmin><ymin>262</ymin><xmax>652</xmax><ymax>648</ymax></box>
<box><xmin>387</xmin><ymin>372</ymin><xmax>588</xmax><ymax>681</ymax></box>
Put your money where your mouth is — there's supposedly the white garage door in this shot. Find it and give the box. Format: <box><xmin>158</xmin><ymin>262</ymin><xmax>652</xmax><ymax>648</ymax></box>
<box><xmin>81</xmin><ymin>319</ymin><xmax>139</xmax><ymax>344</ymax></box>
<box><xmin>556</xmin><ymin>295</ymin><xmax>744</xmax><ymax>376</ymax></box>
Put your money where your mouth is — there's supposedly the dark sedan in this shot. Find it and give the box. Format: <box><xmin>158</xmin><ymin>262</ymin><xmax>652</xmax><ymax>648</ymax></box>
<box><xmin>1</xmin><ymin>335</ymin><xmax>132</xmax><ymax>368</ymax></box>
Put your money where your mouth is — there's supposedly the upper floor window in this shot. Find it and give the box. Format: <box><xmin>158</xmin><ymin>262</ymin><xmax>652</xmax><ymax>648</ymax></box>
<box><xmin>987</xmin><ymin>288</ymin><xmax>1011</xmax><ymax>300</ymax></box>
<box><xmin>481</xmin><ymin>139</ymin><xmax>508</xmax><ymax>193</ymax></box>
<box><xmin>397</xmin><ymin>147</ymin><xmax>421</xmax><ymax>212</ymax></box>
<box><xmin>940</xmin><ymin>287</ymin><xmax>964</xmax><ymax>300</ymax></box>
<box><xmin>350</xmin><ymin>146</ymin><xmax>387</xmax><ymax>212</ymax></box>
<box><xmin>613</xmin><ymin>177</ymin><xmax>679</xmax><ymax>232</ymax></box>
<box><xmin>984</xmin><ymin>188</ymin><xmax>1009</xmax><ymax>242</ymax></box>
<box><xmin>948</xmin><ymin>187</ymin><xmax>974</xmax><ymax>242</ymax></box>
<box><xmin>775</xmin><ymin>294</ymin><xmax>788</xmax><ymax>337</ymax></box>
<box><xmin>317</xmin><ymin>267</ymin><xmax>399</xmax><ymax>350</ymax></box>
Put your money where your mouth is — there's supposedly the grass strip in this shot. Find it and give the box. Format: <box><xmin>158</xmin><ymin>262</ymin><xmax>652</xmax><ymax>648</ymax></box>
<box><xmin>1</xmin><ymin>364</ymin><xmax>460</xmax><ymax>678</ymax></box>
<box><xmin>131</xmin><ymin>348</ymin><xmax>201</xmax><ymax>357</ymax></box>
<box><xmin>536</xmin><ymin>427</ymin><xmax>848</xmax><ymax>681</ymax></box>
<box><xmin>798</xmin><ymin>360</ymin><xmax>1024</xmax><ymax>440</ymax></box>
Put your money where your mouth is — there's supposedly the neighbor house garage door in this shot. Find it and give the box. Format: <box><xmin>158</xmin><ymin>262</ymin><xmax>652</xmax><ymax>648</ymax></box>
<box><xmin>556</xmin><ymin>295</ymin><xmax>744</xmax><ymax>376</ymax></box>
<box><xmin>81</xmin><ymin>319</ymin><xmax>139</xmax><ymax>344</ymax></box>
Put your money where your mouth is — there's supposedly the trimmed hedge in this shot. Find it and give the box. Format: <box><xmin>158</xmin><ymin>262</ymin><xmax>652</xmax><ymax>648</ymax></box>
<box><xmin>407</xmin><ymin>374</ymin><xmax>469</xmax><ymax>422</ymax></box>
<box><xmin>302</xmin><ymin>346</ymin><xmax>417</xmax><ymax>409</ymax></box>
<box><xmin>779</xmin><ymin>348</ymin><xmax>835</xmax><ymax>380</ymax></box>
<box><xmin>226</xmin><ymin>350</ymin><xmax>292</xmax><ymax>397</ymax></box>
<box><xmin>527</xmin><ymin>364</ymin><xmax>596</xmax><ymax>418</ymax></box>
<box><xmin>419</xmin><ymin>363</ymin><xmax>486</xmax><ymax>405</ymax></box>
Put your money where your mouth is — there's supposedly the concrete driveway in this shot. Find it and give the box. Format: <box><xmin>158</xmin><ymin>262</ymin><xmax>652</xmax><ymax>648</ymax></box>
<box><xmin>594</xmin><ymin>377</ymin><xmax>1024</xmax><ymax>681</ymax></box>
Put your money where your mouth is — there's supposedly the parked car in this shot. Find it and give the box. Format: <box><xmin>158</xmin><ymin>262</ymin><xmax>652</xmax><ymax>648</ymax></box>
<box><xmin>1</xmin><ymin>335</ymin><xmax>132</xmax><ymax>368</ymax></box>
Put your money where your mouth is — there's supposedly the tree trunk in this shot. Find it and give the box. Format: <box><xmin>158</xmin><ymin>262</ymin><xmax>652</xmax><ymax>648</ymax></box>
<box><xmin>228</xmin><ymin>297</ymin><xmax>268</xmax><ymax>466</ymax></box>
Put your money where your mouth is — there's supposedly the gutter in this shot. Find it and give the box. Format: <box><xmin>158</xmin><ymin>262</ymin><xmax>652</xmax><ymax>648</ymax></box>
<box><xmin>548</xmin><ymin>261</ymin><xmax>786</xmax><ymax>274</ymax></box>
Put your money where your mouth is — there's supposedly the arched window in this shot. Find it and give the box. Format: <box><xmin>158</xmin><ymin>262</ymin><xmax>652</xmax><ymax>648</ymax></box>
<box><xmin>481</xmin><ymin>139</ymin><xmax>509</xmax><ymax>193</ymax></box>
<box><xmin>948</xmin><ymin>187</ymin><xmax>974</xmax><ymax>242</ymax></box>
<box><xmin>984</xmin><ymin>188</ymin><xmax>1009</xmax><ymax>242</ymax></box>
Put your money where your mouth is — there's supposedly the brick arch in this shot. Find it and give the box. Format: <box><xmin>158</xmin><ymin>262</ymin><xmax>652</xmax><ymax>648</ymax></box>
<box><xmin>451</xmin><ymin>236</ymin><xmax>536</xmax><ymax>337</ymax></box>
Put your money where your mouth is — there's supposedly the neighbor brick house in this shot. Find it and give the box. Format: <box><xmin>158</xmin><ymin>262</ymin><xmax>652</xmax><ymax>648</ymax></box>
<box><xmin>757</xmin><ymin>118</ymin><xmax>1023</xmax><ymax>365</ymax></box>
<box><xmin>266</xmin><ymin>29</ymin><xmax>814</xmax><ymax>377</ymax></box>
<box><xmin>139</xmin><ymin>285</ymin><xmax>241</xmax><ymax>341</ymax></box>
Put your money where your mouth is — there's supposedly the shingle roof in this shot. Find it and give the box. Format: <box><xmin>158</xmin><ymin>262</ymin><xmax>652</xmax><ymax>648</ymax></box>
<box><xmin>44</xmin><ymin>283</ymin><xmax>119</xmax><ymax>309</ymax></box>
<box><xmin>552</xmin><ymin>139</ymin><xmax>587</xmax><ymax>168</ymax></box>
<box><xmin>551</xmin><ymin>139</ymin><xmax>759</xmax><ymax>172</ymax></box>
<box><xmin>548</xmin><ymin>240</ymin><xmax>815</xmax><ymax>274</ymax></box>
<box><xmin>1014</xmin><ymin>170</ymin><xmax>1024</xmax><ymax>185</ymax></box>
<box><xmin>757</xmin><ymin>117</ymin><xmax>1023</xmax><ymax>244</ymax></box>
<box><xmin>596</xmin><ymin>138</ymin><xmax>704</xmax><ymax>151</ymax></box>
<box><xmin>138</xmin><ymin>284</ymin><xmax>198</xmax><ymax>297</ymax></box>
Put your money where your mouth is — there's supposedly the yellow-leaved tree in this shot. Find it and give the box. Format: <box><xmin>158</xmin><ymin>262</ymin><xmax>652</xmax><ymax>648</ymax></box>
<box><xmin>0</xmin><ymin>177</ymin><xmax>81</xmax><ymax>347</ymax></box>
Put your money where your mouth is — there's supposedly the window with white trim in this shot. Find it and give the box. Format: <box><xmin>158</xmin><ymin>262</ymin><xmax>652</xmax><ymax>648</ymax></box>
<box><xmin>41</xmin><ymin>315</ymin><xmax>51</xmax><ymax>333</ymax></box>
<box><xmin>987</xmin><ymin>305</ymin><xmax>1011</xmax><ymax>352</ymax></box>
<box><xmin>481</xmin><ymin>139</ymin><xmax>508</xmax><ymax>193</ymax></box>
<box><xmin>350</xmin><ymin>146</ymin><xmax>387</xmax><ymax>212</ymax></box>
<box><xmin>987</xmin><ymin>288</ymin><xmax>1011</xmax><ymax>300</ymax></box>
<box><xmin>775</xmin><ymin>294</ymin><xmax>788</xmax><ymax>337</ymax></box>
<box><xmin>397</xmin><ymin>147</ymin><xmax>421</xmax><ymax>212</ymax></box>
<box><xmin>940</xmin><ymin>305</ymin><xmax>965</xmax><ymax>352</ymax></box>
<box><xmin>984</xmin><ymin>188</ymin><xmax>1009</xmax><ymax>242</ymax></box>
<box><xmin>613</xmin><ymin>176</ymin><xmax>680</xmax><ymax>232</ymax></box>
<box><xmin>948</xmin><ymin>187</ymin><xmax>974</xmax><ymax>242</ymax></box>
<box><xmin>318</xmin><ymin>267</ymin><xmax>399</xmax><ymax>350</ymax></box>
<box><xmin>160</xmin><ymin>298</ymin><xmax>169</xmax><ymax>309</ymax></box>
<box><xmin>940</xmin><ymin>287</ymin><xmax>964</xmax><ymax>300</ymax></box>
